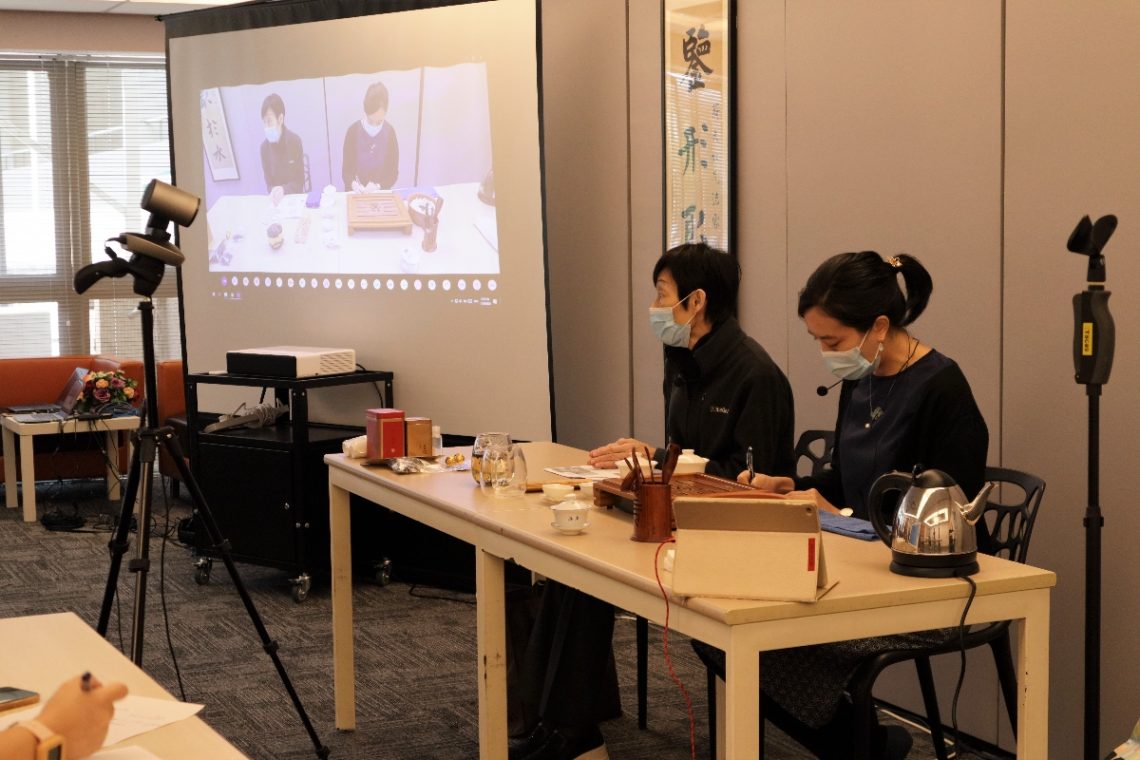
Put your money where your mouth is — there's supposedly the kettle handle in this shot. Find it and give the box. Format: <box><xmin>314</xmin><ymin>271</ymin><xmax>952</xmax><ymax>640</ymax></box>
<box><xmin>866</xmin><ymin>471</ymin><xmax>913</xmax><ymax>547</ymax></box>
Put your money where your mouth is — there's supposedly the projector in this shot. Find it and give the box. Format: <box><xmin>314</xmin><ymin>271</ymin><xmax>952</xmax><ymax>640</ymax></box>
<box><xmin>226</xmin><ymin>346</ymin><xmax>357</xmax><ymax>378</ymax></box>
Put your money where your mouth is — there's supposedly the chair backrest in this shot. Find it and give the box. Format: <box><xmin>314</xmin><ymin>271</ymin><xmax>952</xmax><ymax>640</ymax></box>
<box><xmin>793</xmin><ymin>429</ymin><xmax>834</xmax><ymax>478</ymax></box>
<box><xmin>302</xmin><ymin>153</ymin><xmax>312</xmax><ymax>193</ymax></box>
<box><xmin>980</xmin><ymin>466</ymin><xmax>1045</xmax><ymax>564</ymax></box>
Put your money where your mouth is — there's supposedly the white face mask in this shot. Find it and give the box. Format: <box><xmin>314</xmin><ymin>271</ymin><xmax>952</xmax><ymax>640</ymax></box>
<box><xmin>648</xmin><ymin>292</ymin><xmax>696</xmax><ymax>348</ymax></box>
<box><xmin>821</xmin><ymin>331</ymin><xmax>882</xmax><ymax>380</ymax></box>
<box><xmin>361</xmin><ymin>118</ymin><xmax>383</xmax><ymax>138</ymax></box>
<box><xmin>264</xmin><ymin>125</ymin><xmax>281</xmax><ymax>144</ymax></box>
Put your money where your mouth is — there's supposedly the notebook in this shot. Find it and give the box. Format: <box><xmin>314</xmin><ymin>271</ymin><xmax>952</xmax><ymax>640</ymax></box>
<box><xmin>6</xmin><ymin>367</ymin><xmax>89</xmax><ymax>422</ymax></box>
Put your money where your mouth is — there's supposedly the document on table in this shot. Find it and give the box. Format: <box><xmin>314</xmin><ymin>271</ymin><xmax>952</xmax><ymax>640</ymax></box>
<box><xmin>544</xmin><ymin>465</ymin><xmax>619</xmax><ymax>480</ymax></box>
<box><xmin>0</xmin><ymin>695</ymin><xmax>203</xmax><ymax>748</ymax></box>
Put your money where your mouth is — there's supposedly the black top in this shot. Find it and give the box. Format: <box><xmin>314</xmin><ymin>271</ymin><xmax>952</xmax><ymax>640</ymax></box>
<box><xmin>799</xmin><ymin>349</ymin><xmax>990</xmax><ymax>549</ymax></box>
<box><xmin>342</xmin><ymin>120</ymin><xmax>399</xmax><ymax>190</ymax></box>
<box><xmin>259</xmin><ymin>127</ymin><xmax>305</xmax><ymax>194</ymax></box>
<box><xmin>655</xmin><ymin>317</ymin><xmax>795</xmax><ymax>479</ymax></box>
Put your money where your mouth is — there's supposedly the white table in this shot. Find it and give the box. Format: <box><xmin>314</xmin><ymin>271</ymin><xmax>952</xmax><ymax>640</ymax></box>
<box><xmin>2</xmin><ymin>414</ymin><xmax>140</xmax><ymax>522</ymax></box>
<box><xmin>327</xmin><ymin>442</ymin><xmax>1055</xmax><ymax>758</ymax></box>
<box><xmin>204</xmin><ymin>182</ymin><xmax>500</xmax><ymax>276</ymax></box>
<box><xmin>0</xmin><ymin>612</ymin><xmax>247</xmax><ymax>758</ymax></box>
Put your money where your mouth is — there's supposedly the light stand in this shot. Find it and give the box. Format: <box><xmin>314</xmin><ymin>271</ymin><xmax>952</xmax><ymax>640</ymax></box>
<box><xmin>80</xmin><ymin>180</ymin><xmax>329</xmax><ymax>759</ymax></box>
<box><xmin>1067</xmin><ymin>213</ymin><xmax>1117</xmax><ymax>760</ymax></box>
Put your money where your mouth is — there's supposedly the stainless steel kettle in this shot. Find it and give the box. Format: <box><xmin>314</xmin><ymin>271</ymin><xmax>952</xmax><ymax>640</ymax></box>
<box><xmin>867</xmin><ymin>468</ymin><xmax>994</xmax><ymax>578</ymax></box>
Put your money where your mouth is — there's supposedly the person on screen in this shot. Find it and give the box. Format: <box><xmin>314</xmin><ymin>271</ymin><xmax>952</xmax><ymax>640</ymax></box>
<box><xmin>697</xmin><ymin>251</ymin><xmax>989</xmax><ymax>760</ymax></box>
<box><xmin>509</xmin><ymin>243</ymin><xmax>796</xmax><ymax>760</ymax></box>
<box><xmin>0</xmin><ymin>674</ymin><xmax>128</xmax><ymax>760</ymax></box>
<box><xmin>342</xmin><ymin>81</ymin><xmax>399</xmax><ymax>192</ymax></box>
<box><xmin>259</xmin><ymin>93</ymin><xmax>305</xmax><ymax>204</ymax></box>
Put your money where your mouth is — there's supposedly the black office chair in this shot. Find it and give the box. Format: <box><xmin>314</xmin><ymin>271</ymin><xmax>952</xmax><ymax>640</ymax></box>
<box><xmin>693</xmin><ymin>464</ymin><xmax>1045</xmax><ymax>760</ymax></box>
<box><xmin>632</xmin><ymin>430</ymin><xmax>836</xmax><ymax>734</ymax></box>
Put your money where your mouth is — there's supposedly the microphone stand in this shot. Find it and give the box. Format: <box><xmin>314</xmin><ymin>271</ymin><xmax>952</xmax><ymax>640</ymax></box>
<box><xmin>1067</xmin><ymin>214</ymin><xmax>1116</xmax><ymax>760</ymax></box>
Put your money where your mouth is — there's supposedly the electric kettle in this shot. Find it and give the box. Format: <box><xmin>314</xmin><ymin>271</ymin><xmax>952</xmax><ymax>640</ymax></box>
<box><xmin>867</xmin><ymin>468</ymin><xmax>994</xmax><ymax>578</ymax></box>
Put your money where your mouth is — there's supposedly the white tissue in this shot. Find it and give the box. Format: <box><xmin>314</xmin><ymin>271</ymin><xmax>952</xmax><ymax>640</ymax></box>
<box><xmin>662</xmin><ymin>548</ymin><xmax>675</xmax><ymax>573</ymax></box>
<box><xmin>342</xmin><ymin>435</ymin><xmax>369</xmax><ymax>458</ymax></box>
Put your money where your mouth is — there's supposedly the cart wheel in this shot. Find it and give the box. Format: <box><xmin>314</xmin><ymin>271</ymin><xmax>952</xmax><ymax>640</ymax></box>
<box><xmin>291</xmin><ymin>574</ymin><xmax>312</xmax><ymax>603</ymax></box>
<box><xmin>373</xmin><ymin>559</ymin><xmax>393</xmax><ymax>586</ymax></box>
<box><xmin>193</xmin><ymin>558</ymin><xmax>212</xmax><ymax>586</ymax></box>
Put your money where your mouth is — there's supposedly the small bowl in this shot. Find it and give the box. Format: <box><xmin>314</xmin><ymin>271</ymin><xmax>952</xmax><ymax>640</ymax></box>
<box><xmin>542</xmin><ymin>483</ymin><xmax>575</xmax><ymax>502</ymax></box>
<box><xmin>673</xmin><ymin>449</ymin><xmax>709</xmax><ymax>475</ymax></box>
<box><xmin>551</xmin><ymin>500</ymin><xmax>592</xmax><ymax>532</ymax></box>
<box><xmin>576</xmin><ymin>481</ymin><xmax>595</xmax><ymax>499</ymax></box>
<box><xmin>616</xmin><ymin>459</ymin><xmax>657</xmax><ymax>479</ymax></box>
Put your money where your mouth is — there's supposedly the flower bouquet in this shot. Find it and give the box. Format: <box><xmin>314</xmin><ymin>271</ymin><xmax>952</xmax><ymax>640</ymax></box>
<box><xmin>76</xmin><ymin>369</ymin><xmax>139</xmax><ymax>415</ymax></box>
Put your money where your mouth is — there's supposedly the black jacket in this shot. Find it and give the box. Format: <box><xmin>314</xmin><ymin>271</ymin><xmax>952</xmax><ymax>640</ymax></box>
<box><xmin>260</xmin><ymin>128</ymin><xmax>305</xmax><ymax>194</ymax></box>
<box><xmin>656</xmin><ymin>317</ymin><xmax>795</xmax><ymax>478</ymax></box>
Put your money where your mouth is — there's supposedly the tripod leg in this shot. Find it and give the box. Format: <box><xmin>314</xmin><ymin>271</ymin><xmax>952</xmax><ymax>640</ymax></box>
<box><xmin>96</xmin><ymin>433</ymin><xmax>144</xmax><ymax>638</ymax></box>
<box><xmin>162</xmin><ymin>432</ymin><xmax>330</xmax><ymax>759</ymax></box>
<box><xmin>128</xmin><ymin>453</ymin><xmax>157</xmax><ymax>665</ymax></box>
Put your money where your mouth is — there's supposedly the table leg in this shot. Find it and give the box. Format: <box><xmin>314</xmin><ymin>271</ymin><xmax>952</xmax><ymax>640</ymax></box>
<box><xmin>329</xmin><ymin>480</ymin><xmax>356</xmax><ymax>730</ymax></box>
<box><xmin>725</xmin><ymin>631</ymin><xmax>762</xmax><ymax>759</ymax></box>
<box><xmin>1016</xmin><ymin>588</ymin><xmax>1051</xmax><ymax>758</ymax></box>
<box><xmin>3</xmin><ymin>424</ymin><xmax>17</xmax><ymax>510</ymax></box>
<box><xmin>106</xmin><ymin>429</ymin><xmax>121</xmax><ymax>501</ymax></box>
<box><xmin>18</xmin><ymin>432</ymin><xmax>36</xmax><ymax>522</ymax></box>
<box><xmin>475</xmin><ymin>547</ymin><xmax>507</xmax><ymax>758</ymax></box>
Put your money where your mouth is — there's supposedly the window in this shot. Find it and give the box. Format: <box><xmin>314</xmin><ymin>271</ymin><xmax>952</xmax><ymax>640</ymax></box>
<box><xmin>0</xmin><ymin>54</ymin><xmax>181</xmax><ymax>361</ymax></box>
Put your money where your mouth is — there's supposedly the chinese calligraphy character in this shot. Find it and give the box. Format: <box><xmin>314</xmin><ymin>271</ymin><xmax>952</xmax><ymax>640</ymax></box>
<box><xmin>682</xmin><ymin>25</ymin><xmax>713</xmax><ymax>91</ymax></box>
<box><xmin>678</xmin><ymin>125</ymin><xmax>707</xmax><ymax>173</ymax></box>
<box><xmin>682</xmin><ymin>205</ymin><xmax>706</xmax><ymax>243</ymax></box>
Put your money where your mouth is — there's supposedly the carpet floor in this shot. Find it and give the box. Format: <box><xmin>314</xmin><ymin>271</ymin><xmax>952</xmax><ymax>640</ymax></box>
<box><xmin>0</xmin><ymin>476</ymin><xmax>998</xmax><ymax>759</ymax></box>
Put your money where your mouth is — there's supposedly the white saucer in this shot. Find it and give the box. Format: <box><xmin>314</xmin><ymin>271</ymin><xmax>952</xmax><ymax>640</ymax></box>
<box><xmin>551</xmin><ymin>521</ymin><xmax>589</xmax><ymax>535</ymax></box>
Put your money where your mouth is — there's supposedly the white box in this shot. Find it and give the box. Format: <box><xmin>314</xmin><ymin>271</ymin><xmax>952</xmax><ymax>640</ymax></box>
<box><xmin>670</xmin><ymin>497</ymin><xmax>834</xmax><ymax>602</ymax></box>
<box><xmin>225</xmin><ymin>346</ymin><xmax>356</xmax><ymax>378</ymax></box>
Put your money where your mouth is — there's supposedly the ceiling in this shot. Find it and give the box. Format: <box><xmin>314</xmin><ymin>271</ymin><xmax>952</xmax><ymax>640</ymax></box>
<box><xmin>0</xmin><ymin>0</ymin><xmax>249</xmax><ymax>14</ymax></box>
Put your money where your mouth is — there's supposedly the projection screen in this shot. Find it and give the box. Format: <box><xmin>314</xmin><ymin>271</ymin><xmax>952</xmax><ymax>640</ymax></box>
<box><xmin>167</xmin><ymin>0</ymin><xmax>553</xmax><ymax>440</ymax></box>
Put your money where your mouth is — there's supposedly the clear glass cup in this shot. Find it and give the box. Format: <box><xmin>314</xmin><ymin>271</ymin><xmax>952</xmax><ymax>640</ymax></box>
<box><xmin>471</xmin><ymin>432</ymin><xmax>510</xmax><ymax>485</ymax></box>
<box><xmin>481</xmin><ymin>443</ymin><xmax>527</xmax><ymax>498</ymax></box>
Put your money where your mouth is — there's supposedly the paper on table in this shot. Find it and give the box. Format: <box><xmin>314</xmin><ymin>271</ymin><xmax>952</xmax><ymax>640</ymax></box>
<box><xmin>544</xmin><ymin>465</ymin><xmax>619</xmax><ymax>481</ymax></box>
<box><xmin>0</xmin><ymin>695</ymin><xmax>203</xmax><ymax>749</ymax></box>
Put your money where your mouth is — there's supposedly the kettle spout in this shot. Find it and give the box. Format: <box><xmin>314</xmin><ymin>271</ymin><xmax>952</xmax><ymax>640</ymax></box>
<box><xmin>961</xmin><ymin>482</ymin><xmax>996</xmax><ymax>525</ymax></box>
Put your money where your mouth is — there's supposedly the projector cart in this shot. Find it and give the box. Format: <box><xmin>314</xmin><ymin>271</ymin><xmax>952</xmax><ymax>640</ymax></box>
<box><xmin>186</xmin><ymin>368</ymin><xmax>394</xmax><ymax>601</ymax></box>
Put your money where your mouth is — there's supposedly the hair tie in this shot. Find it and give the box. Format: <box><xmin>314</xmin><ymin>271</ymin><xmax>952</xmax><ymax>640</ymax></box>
<box><xmin>887</xmin><ymin>256</ymin><xmax>903</xmax><ymax>269</ymax></box>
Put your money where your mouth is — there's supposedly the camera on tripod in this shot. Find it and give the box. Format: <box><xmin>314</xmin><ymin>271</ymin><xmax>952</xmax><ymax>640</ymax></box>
<box><xmin>74</xmin><ymin>179</ymin><xmax>200</xmax><ymax>298</ymax></box>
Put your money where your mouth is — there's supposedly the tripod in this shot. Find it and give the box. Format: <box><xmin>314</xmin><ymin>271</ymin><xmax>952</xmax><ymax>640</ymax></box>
<box><xmin>80</xmin><ymin>180</ymin><xmax>328</xmax><ymax>758</ymax></box>
<box><xmin>1067</xmin><ymin>213</ymin><xmax>1116</xmax><ymax>760</ymax></box>
<box><xmin>94</xmin><ymin>299</ymin><xmax>329</xmax><ymax>758</ymax></box>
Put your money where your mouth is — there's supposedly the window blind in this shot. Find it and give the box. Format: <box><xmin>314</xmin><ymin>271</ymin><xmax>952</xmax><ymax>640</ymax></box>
<box><xmin>0</xmin><ymin>54</ymin><xmax>181</xmax><ymax>362</ymax></box>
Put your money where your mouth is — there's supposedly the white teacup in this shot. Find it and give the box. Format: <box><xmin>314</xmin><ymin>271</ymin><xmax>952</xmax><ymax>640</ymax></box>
<box><xmin>551</xmin><ymin>500</ymin><xmax>591</xmax><ymax>532</ymax></box>
<box><xmin>576</xmin><ymin>481</ymin><xmax>595</xmax><ymax>499</ymax></box>
<box><xmin>542</xmin><ymin>483</ymin><xmax>575</xmax><ymax>501</ymax></box>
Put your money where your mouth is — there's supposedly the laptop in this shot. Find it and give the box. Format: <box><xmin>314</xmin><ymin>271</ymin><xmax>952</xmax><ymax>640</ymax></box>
<box><xmin>6</xmin><ymin>367</ymin><xmax>89</xmax><ymax>422</ymax></box>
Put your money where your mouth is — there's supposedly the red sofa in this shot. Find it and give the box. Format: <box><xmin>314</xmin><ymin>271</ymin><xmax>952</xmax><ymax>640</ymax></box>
<box><xmin>0</xmin><ymin>355</ymin><xmax>144</xmax><ymax>481</ymax></box>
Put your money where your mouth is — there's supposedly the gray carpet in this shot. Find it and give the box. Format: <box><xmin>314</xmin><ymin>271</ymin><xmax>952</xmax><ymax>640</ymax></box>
<box><xmin>0</xmin><ymin>476</ymin><xmax>984</xmax><ymax>759</ymax></box>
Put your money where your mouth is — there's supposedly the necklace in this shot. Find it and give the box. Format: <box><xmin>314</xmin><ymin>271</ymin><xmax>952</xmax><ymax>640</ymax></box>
<box><xmin>865</xmin><ymin>336</ymin><xmax>919</xmax><ymax>429</ymax></box>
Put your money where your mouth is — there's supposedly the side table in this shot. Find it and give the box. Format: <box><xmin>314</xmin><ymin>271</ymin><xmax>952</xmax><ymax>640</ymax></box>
<box><xmin>2</xmin><ymin>414</ymin><xmax>140</xmax><ymax>522</ymax></box>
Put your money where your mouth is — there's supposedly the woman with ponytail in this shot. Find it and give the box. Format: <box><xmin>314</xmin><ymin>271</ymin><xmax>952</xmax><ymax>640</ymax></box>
<box><xmin>695</xmin><ymin>251</ymin><xmax>989</xmax><ymax>759</ymax></box>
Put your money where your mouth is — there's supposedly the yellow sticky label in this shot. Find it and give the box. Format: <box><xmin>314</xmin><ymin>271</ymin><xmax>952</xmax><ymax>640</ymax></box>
<box><xmin>1082</xmin><ymin>322</ymin><xmax>1094</xmax><ymax>356</ymax></box>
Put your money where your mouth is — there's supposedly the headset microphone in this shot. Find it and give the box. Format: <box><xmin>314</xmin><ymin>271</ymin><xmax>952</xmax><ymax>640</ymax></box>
<box><xmin>816</xmin><ymin>379</ymin><xmax>843</xmax><ymax>396</ymax></box>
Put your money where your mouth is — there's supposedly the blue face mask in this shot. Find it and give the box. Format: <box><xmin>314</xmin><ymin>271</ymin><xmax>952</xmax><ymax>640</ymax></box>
<box><xmin>821</xmin><ymin>331</ymin><xmax>882</xmax><ymax>380</ymax></box>
<box><xmin>649</xmin><ymin>292</ymin><xmax>697</xmax><ymax>348</ymax></box>
<box><xmin>264</xmin><ymin>125</ymin><xmax>281</xmax><ymax>144</ymax></box>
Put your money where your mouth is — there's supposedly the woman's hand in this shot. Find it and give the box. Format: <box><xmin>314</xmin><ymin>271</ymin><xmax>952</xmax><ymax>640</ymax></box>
<box><xmin>736</xmin><ymin>471</ymin><xmax>795</xmax><ymax>493</ymax></box>
<box><xmin>269</xmin><ymin>185</ymin><xmax>285</xmax><ymax>205</ymax></box>
<box><xmin>37</xmin><ymin>674</ymin><xmax>128</xmax><ymax>759</ymax></box>
<box><xmin>588</xmin><ymin>438</ymin><xmax>654</xmax><ymax>468</ymax></box>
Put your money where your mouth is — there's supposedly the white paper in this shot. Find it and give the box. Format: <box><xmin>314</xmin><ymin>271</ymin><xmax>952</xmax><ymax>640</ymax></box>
<box><xmin>0</xmin><ymin>695</ymin><xmax>203</xmax><ymax>749</ymax></box>
<box><xmin>544</xmin><ymin>465</ymin><xmax>618</xmax><ymax>480</ymax></box>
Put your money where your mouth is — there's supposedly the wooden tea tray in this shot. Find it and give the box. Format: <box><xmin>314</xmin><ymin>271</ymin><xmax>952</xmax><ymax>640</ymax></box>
<box><xmin>594</xmin><ymin>472</ymin><xmax>774</xmax><ymax>514</ymax></box>
<box><xmin>346</xmin><ymin>192</ymin><xmax>413</xmax><ymax>235</ymax></box>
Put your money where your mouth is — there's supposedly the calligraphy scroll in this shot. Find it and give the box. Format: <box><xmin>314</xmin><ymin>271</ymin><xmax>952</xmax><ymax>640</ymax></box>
<box><xmin>200</xmin><ymin>87</ymin><xmax>239</xmax><ymax>181</ymax></box>
<box><xmin>663</xmin><ymin>0</ymin><xmax>733</xmax><ymax>250</ymax></box>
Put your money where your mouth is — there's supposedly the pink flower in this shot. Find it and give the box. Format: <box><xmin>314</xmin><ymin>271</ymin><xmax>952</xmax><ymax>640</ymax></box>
<box><xmin>111</xmin><ymin>377</ymin><xmax>125</xmax><ymax>389</ymax></box>
<box><xmin>94</xmin><ymin>388</ymin><xmax>111</xmax><ymax>402</ymax></box>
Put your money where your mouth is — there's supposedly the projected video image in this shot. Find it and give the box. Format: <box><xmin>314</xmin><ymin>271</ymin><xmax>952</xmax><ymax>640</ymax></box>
<box><xmin>201</xmin><ymin>63</ymin><xmax>498</xmax><ymax>276</ymax></box>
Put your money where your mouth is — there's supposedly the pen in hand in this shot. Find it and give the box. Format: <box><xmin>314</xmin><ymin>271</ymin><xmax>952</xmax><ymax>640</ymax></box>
<box><xmin>81</xmin><ymin>671</ymin><xmax>92</xmax><ymax>692</ymax></box>
<box><xmin>746</xmin><ymin>445</ymin><xmax>755</xmax><ymax>482</ymax></box>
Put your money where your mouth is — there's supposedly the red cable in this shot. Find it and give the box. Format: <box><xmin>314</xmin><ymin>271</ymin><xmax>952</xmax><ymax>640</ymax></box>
<box><xmin>654</xmin><ymin>537</ymin><xmax>696</xmax><ymax>760</ymax></box>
